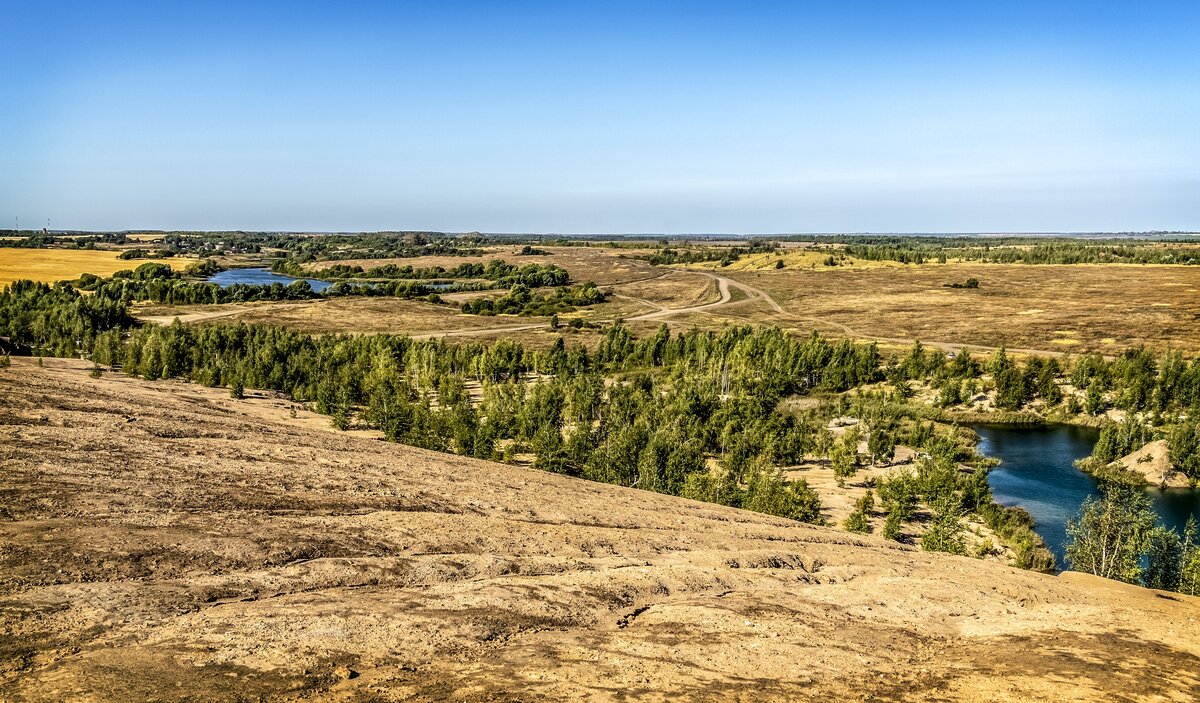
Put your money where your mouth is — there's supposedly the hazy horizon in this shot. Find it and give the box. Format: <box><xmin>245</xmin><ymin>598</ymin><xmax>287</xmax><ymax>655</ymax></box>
<box><xmin>4</xmin><ymin>1</ymin><xmax>1198</xmax><ymax>233</ymax></box>
<box><xmin>18</xmin><ymin>229</ymin><xmax>1200</xmax><ymax>238</ymax></box>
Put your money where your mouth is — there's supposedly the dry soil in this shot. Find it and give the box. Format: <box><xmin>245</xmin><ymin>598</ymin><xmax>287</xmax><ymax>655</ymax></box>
<box><xmin>2</xmin><ymin>360</ymin><xmax>1199</xmax><ymax>702</ymax></box>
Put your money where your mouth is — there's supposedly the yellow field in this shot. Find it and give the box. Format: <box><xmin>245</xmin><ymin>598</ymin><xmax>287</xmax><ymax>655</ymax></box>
<box><xmin>689</xmin><ymin>250</ymin><xmax>906</xmax><ymax>271</ymax></box>
<box><xmin>0</xmin><ymin>249</ymin><xmax>171</xmax><ymax>288</ymax></box>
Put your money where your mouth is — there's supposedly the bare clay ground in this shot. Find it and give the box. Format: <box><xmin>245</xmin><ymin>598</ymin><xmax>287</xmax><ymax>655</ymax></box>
<box><xmin>2</xmin><ymin>360</ymin><xmax>1199</xmax><ymax>702</ymax></box>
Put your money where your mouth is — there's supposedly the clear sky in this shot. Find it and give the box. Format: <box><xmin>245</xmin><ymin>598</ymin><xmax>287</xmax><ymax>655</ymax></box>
<box><xmin>3</xmin><ymin>1</ymin><xmax>1198</xmax><ymax>233</ymax></box>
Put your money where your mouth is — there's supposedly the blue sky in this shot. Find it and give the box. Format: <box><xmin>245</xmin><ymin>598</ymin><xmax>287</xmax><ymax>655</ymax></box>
<box><xmin>2</xmin><ymin>1</ymin><xmax>1198</xmax><ymax>233</ymax></box>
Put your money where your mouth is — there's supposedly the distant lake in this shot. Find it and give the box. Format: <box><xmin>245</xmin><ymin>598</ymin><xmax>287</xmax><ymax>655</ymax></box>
<box><xmin>976</xmin><ymin>423</ymin><xmax>1200</xmax><ymax>566</ymax></box>
<box><xmin>207</xmin><ymin>267</ymin><xmax>332</xmax><ymax>293</ymax></box>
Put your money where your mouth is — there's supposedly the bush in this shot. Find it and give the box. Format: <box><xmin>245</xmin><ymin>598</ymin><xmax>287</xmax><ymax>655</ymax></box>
<box><xmin>882</xmin><ymin>509</ymin><xmax>903</xmax><ymax>540</ymax></box>
<box><xmin>921</xmin><ymin>496</ymin><xmax>966</xmax><ymax>555</ymax></box>
<box><xmin>742</xmin><ymin>463</ymin><xmax>822</xmax><ymax>524</ymax></box>
<box><xmin>843</xmin><ymin>508</ymin><xmax>870</xmax><ymax>533</ymax></box>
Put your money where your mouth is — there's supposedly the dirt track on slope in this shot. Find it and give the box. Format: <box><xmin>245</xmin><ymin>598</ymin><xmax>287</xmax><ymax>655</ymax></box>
<box><xmin>2</xmin><ymin>360</ymin><xmax>1199</xmax><ymax>702</ymax></box>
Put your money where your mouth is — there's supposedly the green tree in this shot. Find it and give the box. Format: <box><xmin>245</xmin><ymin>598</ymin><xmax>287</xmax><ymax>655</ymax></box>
<box><xmin>843</xmin><ymin>490</ymin><xmax>874</xmax><ymax>534</ymax></box>
<box><xmin>1168</xmin><ymin>419</ymin><xmax>1200</xmax><ymax>480</ymax></box>
<box><xmin>882</xmin><ymin>510</ymin><xmax>903</xmax><ymax>541</ymax></box>
<box><xmin>1065</xmin><ymin>481</ymin><xmax>1155</xmax><ymax>584</ymax></box>
<box><xmin>994</xmin><ymin>365</ymin><xmax>1028</xmax><ymax>410</ymax></box>
<box><xmin>921</xmin><ymin>496</ymin><xmax>966</xmax><ymax>555</ymax></box>
<box><xmin>1144</xmin><ymin>526</ymin><xmax>1183</xmax><ymax>591</ymax></box>
<box><xmin>680</xmin><ymin>471</ymin><xmax>740</xmax><ymax>507</ymax></box>
<box><xmin>1179</xmin><ymin>517</ymin><xmax>1200</xmax><ymax>596</ymax></box>
<box><xmin>843</xmin><ymin>509</ymin><xmax>869</xmax><ymax>533</ymax></box>
<box><xmin>867</xmin><ymin>427</ymin><xmax>895</xmax><ymax>465</ymax></box>
<box><xmin>831</xmin><ymin>426</ymin><xmax>860</xmax><ymax>486</ymax></box>
<box><xmin>1084</xmin><ymin>380</ymin><xmax>1105</xmax><ymax>415</ymax></box>
<box><xmin>742</xmin><ymin>461</ymin><xmax>822</xmax><ymax>523</ymax></box>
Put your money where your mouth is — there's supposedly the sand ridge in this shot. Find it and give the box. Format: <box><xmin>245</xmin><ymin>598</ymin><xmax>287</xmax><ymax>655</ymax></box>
<box><xmin>2</xmin><ymin>360</ymin><xmax>1199</xmax><ymax>701</ymax></box>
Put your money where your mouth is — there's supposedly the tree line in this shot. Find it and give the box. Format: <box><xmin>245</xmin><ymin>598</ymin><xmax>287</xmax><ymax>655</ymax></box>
<box><xmin>270</xmin><ymin>258</ymin><xmax>571</xmax><ymax>288</ymax></box>
<box><xmin>635</xmin><ymin>242</ymin><xmax>778</xmax><ymax>267</ymax></box>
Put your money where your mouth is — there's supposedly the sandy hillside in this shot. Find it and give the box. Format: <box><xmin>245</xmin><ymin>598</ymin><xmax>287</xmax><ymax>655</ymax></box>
<box><xmin>2</xmin><ymin>361</ymin><xmax>1199</xmax><ymax>702</ymax></box>
<box><xmin>1120</xmin><ymin>439</ymin><xmax>1191</xmax><ymax>488</ymax></box>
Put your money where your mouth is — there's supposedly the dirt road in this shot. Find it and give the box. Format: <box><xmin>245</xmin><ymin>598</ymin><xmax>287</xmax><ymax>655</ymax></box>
<box><xmin>2</xmin><ymin>360</ymin><xmax>1198</xmax><ymax>701</ymax></box>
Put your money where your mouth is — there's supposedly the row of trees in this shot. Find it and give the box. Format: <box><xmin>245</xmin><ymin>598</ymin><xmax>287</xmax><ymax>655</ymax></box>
<box><xmin>272</xmin><ymin>258</ymin><xmax>571</xmax><ymax>288</ymax></box>
<box><xmin>75</xmin><ymin>263</ymin><xmax>454</xmax><ymax>306</ymax></box>
<box><xmin>635</xmin><ymin>242</ymin><xmax>777</xmax><ymax>266</ymax></box>
<box><xmin>815</xmin><ymin>236</ymin><xmax>1200</xmax><ymax>266</ymax></box>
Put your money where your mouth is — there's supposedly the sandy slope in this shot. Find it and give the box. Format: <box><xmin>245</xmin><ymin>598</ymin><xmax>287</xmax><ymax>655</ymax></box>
<box><xmin>1</xmin><ymin>361</ymin><xmax>1198</xmax><ymax>702</ymax></box>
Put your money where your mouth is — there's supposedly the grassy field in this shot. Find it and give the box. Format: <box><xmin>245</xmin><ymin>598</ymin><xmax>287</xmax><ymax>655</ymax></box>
<box><xmin>714</xmin><ymin>261</ymin><xmax>1200</xmax><ymax>356</ymax></box>
<box><xmin>0</xmin><ymin>249</ymin><xmax>170</xmax><ymax>288</ymax></box>
<box><xmin>691</xmin><ymin>249</ymin><xmax>906</xmax><ymax>271</ymax></box>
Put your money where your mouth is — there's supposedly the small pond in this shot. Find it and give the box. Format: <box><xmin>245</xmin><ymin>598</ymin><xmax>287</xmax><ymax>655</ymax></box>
<box><xmin>976</xmin><ymin>423</ymin><xmax>1200</xmax><ymax>565</ymax></box>
<box><xmin>207</xmin><ymin>268</ymin><xmax>332</xmax><ymax>293</ymax></box>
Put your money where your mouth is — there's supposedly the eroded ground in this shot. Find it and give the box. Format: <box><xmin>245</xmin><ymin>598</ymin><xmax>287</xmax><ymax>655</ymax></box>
<box><xmin>2</xmin><ymin>360</ymin><xmax>1199</xmax><ymax>702</ymax></box>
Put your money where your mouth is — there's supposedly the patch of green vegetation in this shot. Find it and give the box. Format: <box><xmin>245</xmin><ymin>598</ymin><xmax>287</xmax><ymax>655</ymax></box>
<box><xmin>460</xmin><ymin>283</ymin><xmax>606</xmax><ymax>316</ymax></box>
<box><xmin>944</xmin><ymin>277</ymin><xmax>979</xmax><ymax>289</ymax></box>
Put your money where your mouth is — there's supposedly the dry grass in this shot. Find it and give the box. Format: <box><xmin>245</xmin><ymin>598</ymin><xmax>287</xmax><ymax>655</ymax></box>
<box><xmin>708</xmin><ymin>262</ymin><xmax>1200</xmax><ymax>356</ymax></box>
<box><xmin>0</xmin><ymin>249</ymin><xmax>171</xmax><ymax>288</ymax></box>
<box><xmin>691</xmin><ymin>250</ymin><xmax>904</xmax><ymax>271</ymax></box>
<box><xmin>136</xmin><ymin>297</ymin><xmax>612</xmax><ymax>350</ymax></box>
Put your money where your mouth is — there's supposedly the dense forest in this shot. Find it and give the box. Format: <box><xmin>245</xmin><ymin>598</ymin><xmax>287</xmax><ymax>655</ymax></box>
<box><xmin>1</xmin><ymin>230</ymin><xmax>485</xmax><ymax>259</ymax></box>
<box><xmin>8</xmin><ymin>229</ymin><xmax>1200</xmax><ymax>267</ymax></box>
<box><xmin>615</xmin><ymin>236</ymin><xmax>1200</xmax><ymax>267</ymax></box>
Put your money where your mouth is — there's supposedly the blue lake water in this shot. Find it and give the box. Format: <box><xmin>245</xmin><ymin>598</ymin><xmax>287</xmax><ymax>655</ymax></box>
<box><xmin>207</xmin><ymin>267</ymin><xmax>332</xmax><ymax>293</ymax></box>
<box><xmin>976</xmin><ymin>423</ymin><xmax>1200</xmax><ymax>565</ymax></box>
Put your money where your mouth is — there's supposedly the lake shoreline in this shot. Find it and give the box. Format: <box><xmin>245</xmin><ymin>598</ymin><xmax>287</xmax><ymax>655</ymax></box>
<box><xmin>973</xmin><ymin>423</ymin><xmax>1200</xmax><ymax>566</ymax></box>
